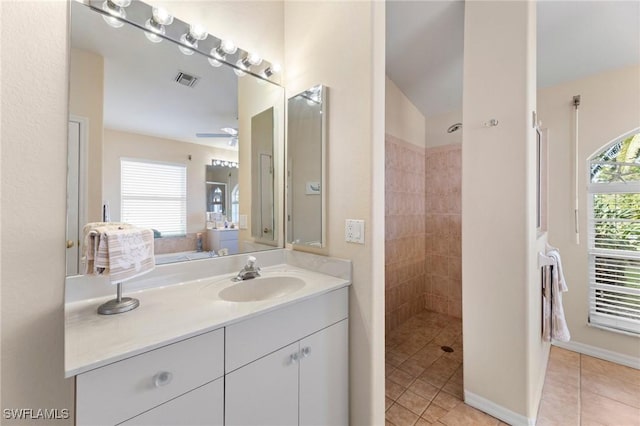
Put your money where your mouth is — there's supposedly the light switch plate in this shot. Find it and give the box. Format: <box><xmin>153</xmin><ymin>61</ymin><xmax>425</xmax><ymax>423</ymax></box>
<box><xmin>345</xmin><ymin>219</ymin><xmax>365</xmax><ymax>244</ymax></box>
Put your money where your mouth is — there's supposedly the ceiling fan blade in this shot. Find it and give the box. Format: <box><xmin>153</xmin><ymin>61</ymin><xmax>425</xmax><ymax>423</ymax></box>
<box><xmin>195</xmin><ymin>133</ymin><xmax>231</xmax><ymax>138</ymax></box>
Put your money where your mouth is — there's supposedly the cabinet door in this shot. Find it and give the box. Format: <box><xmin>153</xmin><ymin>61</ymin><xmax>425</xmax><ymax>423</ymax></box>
<box><xmin>119</xmin><ymin>378</ymin><xmax>223</xmax><ymax>426</ymax></box>
<box><xmin>299</xmin><ymin>320</ymin><xmax>349</xmax><ymax>426</ymax></box>
<box><xmin>225</xmin><ymin>342</ymin><xmax>299</xmax><ymax>426</ymax></box>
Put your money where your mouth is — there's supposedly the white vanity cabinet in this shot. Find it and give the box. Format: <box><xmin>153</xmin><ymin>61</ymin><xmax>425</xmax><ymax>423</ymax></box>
<box><xmin>75</xmin><ymin>328</ymin><xmax>224</xmax><ymax>426</ymax></box>
<box><xmin>73</xmin><ymin>286</ymin><xmax>349</xmax><ymax>426</ymax></box>
<box><xmin>208</xmin><ymin>228</ymin><xmax>239</xmax><ymax>255</ymax></box>
<box><xmin>225</xmin><ymin>287</ymin><xmax>349</xmax><ymax>426</ymax></box>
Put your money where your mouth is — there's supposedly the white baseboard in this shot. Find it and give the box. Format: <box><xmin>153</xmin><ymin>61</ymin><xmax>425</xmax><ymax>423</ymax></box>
<box><xmin>464</xmin><ymin>390</ymin><xmax>535</xmax><ymax>426</ymax></box>
<box><xmin>551</xmin><ymin>340</ymin><xmax>640</xmax><ymax>369</ymax></box>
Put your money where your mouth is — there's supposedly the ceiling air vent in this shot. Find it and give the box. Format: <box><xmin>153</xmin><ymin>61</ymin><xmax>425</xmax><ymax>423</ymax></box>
<box><xmin>175</xmin><ymin>71</ymin><xmax>198</xmax><ymax>88</ymax></box>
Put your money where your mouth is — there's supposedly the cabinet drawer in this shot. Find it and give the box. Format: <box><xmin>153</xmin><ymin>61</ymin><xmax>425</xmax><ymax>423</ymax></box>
<box><xmin>218</xmin><ymin>230</ymin><xmax>238</xmax><ymax>242</ymax></box>
<box><xmin>120</xmin><ymin>378</ymin><xmax>223</xmax><ymax>426</ymax></box>
<box><xmin>226</xmin><ymin>287</ymin><xmax>348</xmax><ymax>372</ymax></box>
<box><xmin>77</xmin><ymin>328</ymin><xmax>224</xmax><ymax>426</ymax></box>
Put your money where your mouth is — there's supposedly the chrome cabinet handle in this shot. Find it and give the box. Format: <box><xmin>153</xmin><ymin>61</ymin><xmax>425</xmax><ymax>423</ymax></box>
<box><xmin>301</xmin><ymin>347</ymin><xmax>311</xmax><ymax>358</ymax></box>
<box><xmin>290</xmin><ymin>352</ymin><xmax>299</xmax><ymax>364</ymax></box>
<box><xmin>153</xmin><ymin>371</ymin><xmax>173</xmax><ymax>387</ymax></box>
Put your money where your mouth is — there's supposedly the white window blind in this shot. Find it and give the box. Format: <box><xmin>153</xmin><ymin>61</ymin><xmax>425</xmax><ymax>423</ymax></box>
<box><xmin>588</xmin><ymin>132</ymin><xmax>640</xmax><ymax>335</ymax></box>
<box><xmin>121</xmin><ymin>159</ymin><xmax>187</xmax><ymax>237</ymax></box>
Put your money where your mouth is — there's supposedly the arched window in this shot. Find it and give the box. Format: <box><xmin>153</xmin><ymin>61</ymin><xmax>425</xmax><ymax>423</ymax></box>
<box><xmin>588</xmin><ymin>130</ymin><xmax>640</xmax><ymax>334</ymax></box>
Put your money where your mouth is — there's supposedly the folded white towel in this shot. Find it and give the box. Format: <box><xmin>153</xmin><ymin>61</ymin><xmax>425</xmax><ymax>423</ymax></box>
<box><xmin>546</xmin><ymin>245</ymin><xmax>571</xmax><ymax>342</ymax></box>
<box><xmin>82</xmin><ymin>222</ymin><xmax>155</xmax><ymax>284</ymax></box>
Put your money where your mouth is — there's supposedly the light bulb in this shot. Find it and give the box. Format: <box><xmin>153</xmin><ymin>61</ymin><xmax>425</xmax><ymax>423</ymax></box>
<box><xmin>179</xmin><ymin>34</ymin><xmax>195</xmax><ymax>55</ymax></box>
<box><xmin>270</xmin><ymin>63</ymin><xmax>282</xmax><ymax>74</ymax></box>
<box><xmin>234</xmin><ymin>59</ymin><xmax>247</xmax><ymax>77</ymax></box>
<box><xmin>144</xmin><ymin>19</ymin><xmax>165</xmax><ymax>43</ymax></box>
<box><xmin>152</xmin><ymin>7</ymin><xmax>173</xmax><ymax>25</ymax></box>
<box><xmin>179</xmin><ymin>24</ymin><xmax>207</xmax><ymax>56</ymax></box>
<box><xmin>247</xmin><ymin>52</ymin><xmax>262</xmax><ymax>66</ymax></box>
<box><xmin>208</xmin><ymin>57</ymin><xmax>222</xmax><ymax>67</ymax></box>
<box><xmin>220</xmin><ymin>39</ymin><xmax>237</xmax><ymax>55</ymax></box>
<box><xmin>102</xmin><ymin>0</ymin><xmax>125</xmax><ymax>28</ymax></box>
<box><xmin>189</xmin><ymin>24</ymin><xmax>208</xmax><ymax>41</ymax></box>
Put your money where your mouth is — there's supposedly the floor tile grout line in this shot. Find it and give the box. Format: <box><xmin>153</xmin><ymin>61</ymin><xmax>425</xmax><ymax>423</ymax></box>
<box><xmin>579</xmin><ymin>353</ymin><xmax>582</xmax><ymax>426</ymax></box>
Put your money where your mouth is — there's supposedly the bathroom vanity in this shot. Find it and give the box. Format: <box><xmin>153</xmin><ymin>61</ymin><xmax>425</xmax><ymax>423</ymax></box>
<box><xmin>208</xmin><ymin>228</ymin><xmax>239</xmax><ymax>255</ymax></box>
<box><xmin>65</xmin><ymin>251</ymin><xmax>350</xmax><ymax>426</ymax></box>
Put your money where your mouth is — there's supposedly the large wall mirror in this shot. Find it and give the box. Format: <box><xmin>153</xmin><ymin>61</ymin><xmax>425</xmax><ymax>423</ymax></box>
<box><xmin>286</xmin><ymin>85</ymin><xmax>327</xmax><ymax>248</ymax></box>
<box><xmin>66</xmin><ymin>0</ymin><xmax>284</xmax><ymax>276</ymax></box>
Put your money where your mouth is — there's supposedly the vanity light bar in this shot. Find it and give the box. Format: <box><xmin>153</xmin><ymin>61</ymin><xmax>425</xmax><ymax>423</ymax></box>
<box><xmin>212</xmin><ymin>159</ymin><xmax>239</xmax><ymax>168</ymax></box>
<box><xmin>79</xmin><ymin>0</ymin><xmax>281</xmax><ymax>84</ymax></box>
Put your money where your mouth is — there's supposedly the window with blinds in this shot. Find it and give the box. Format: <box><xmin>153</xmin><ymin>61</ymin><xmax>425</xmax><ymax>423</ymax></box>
<box><xmin>588</xmin><ymin>131</ymin><xmax>640</xmax><ymax>334</ymax></box>
<box><xmin>121</xmin><ymin>159</ymin><xmax>187</xmax><ymax>237</ymax></box>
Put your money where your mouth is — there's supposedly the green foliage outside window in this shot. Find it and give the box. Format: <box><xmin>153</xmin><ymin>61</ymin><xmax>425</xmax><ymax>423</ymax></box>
<box><xmin>590</xmin><ymin>133</ymin><xmax>640</xmax><ymax>324</ymax></box>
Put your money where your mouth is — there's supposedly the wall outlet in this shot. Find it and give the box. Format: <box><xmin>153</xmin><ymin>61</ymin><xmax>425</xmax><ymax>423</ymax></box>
<box><xmin>345</xmin><ymin>219</ymin><xmax>365</xmax><ymax>244</ymax></box>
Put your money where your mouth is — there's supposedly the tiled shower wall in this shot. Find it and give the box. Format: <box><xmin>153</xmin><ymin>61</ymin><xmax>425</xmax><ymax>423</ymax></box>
<box><xmin>425</xmin><ymin>145</ymin><xmax>462</xmax><ymax>318</ymax></box>
<box><xmin>385</xmin><ymin>135</ymin><xmax>427</xmax><ymax>333</ymax></box>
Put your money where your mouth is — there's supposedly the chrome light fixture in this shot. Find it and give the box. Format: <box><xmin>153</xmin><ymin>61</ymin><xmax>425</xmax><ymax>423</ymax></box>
<box><xmin>144</xmin><ymin>7</ymin><xmax>173</xmax><ymax>43</ymax></box>
<box><xmin>212</xmin><ymin>159</ymin><xmax>239</xmax><ymax>168</ymax></box>
<box><xmin>179</xmin><ymin>24</ymin><xmax>208</xmax><ymax>55</ymax></box>
<box><xmin>90</xmin><ymin>0</ymin><xmax>282</xmax><ymax>83</ymax></box>
<box><xmin>102</xmin><ymin>0</ymin><xmax>131</xmax><ymax>28</ymax></box>
<box><xmin>260</xmin><ymin>63</ymin><xmax>281</xmax><ymax>79</ymax></box>
<box><xmin>208</xmin><ymin>39</ymin><xmax>237</xmax><ymax>67</ymax></box>
<box><xmin>234</xmin><ymin>52</ymin><xmax>262</xmax><ymax>77</ymax></box>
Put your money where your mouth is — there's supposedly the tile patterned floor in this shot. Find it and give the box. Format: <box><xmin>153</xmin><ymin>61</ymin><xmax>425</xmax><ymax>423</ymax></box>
<box><xmin>386</xmin><ymin>311</ymin><xmax>640</xmax><ymax>426</ymax></box>
<box><xmin>385</xmin><ymin>311</ymin><xmax>503</xmax><ymax>426</ymax></box>
<box><xmin>537</xmin><ymin>346</ymin><xmax>640</xmax><ymax>425</ymax></box>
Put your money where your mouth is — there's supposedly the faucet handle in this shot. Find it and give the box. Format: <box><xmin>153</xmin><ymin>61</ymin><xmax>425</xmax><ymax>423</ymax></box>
<box><xmin>247</xmin><ymin>256</ymin><xmax>257</xmax><ymax>267</ymax></box>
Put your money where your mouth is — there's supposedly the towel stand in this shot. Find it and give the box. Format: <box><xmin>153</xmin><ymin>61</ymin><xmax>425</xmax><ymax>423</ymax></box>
<box><xmin>539</xmin><ymin>251</ymin><xmax>557</xmax><ymax>340</ymax></box>
<box><xmin>97</xmin><ymin>282</ymin><xmax>140</xmax><ymax>315</ymax></box>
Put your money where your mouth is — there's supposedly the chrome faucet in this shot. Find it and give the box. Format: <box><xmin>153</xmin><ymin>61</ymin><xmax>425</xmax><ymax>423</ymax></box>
<box><xmin>233</xmin><ymin>256</ymin><xmax>261</xmax><ymax>281</ymax></box>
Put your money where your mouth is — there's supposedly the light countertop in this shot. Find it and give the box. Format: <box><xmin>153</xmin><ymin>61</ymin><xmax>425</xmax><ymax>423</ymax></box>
<box><xmin>65</xmin><ymin>264</ymin><xmax>350</xmax><ymax>377</ymax></box>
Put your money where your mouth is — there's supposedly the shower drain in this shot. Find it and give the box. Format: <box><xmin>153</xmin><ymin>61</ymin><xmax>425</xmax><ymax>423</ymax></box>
<box><xmin>441</xmin><ymin>345</ymin><xmax>454</xmax><ymax>353</ymax></box>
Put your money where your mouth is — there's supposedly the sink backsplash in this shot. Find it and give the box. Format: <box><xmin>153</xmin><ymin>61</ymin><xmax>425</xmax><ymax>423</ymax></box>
<box><xmin>65</xmin><ymin>249</ymin><xmax>351</xmax><ymax>304</ymax></box>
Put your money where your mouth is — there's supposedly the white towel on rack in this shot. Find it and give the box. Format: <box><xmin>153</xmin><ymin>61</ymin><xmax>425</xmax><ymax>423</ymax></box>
<box><xmin>546</xmin><ymin>246</ymin><xmax>571</xmax><ymax>342</ymax></box>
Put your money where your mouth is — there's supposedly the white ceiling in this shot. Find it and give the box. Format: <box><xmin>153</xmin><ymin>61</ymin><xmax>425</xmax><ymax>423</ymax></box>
<box><xmin>386</xmin><ymin>0</ymin><xmax>640</xmax><ymax>118</ymax></box>
<box><xmin>71</xmin><ymin>2</ymin><xmax>239</xmax><ymax>151</ymax></box>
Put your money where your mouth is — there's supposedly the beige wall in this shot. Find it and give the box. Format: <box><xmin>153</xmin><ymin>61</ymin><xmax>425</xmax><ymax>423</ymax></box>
<box><xmin>69</xmin><ymin>47</ymin><xmax>104</xmax><ymax>222</ymax></box>
<box><xmin>462</xmin><ymin>1</ymin><xmax>547</xmax><ymax>421</ymax></box>
<box><xmin>103</xmin><ymin>128</ymin><xmax>236</xmax><ymax>234</ymax></box>
<box><xmin>539</xmin><ymin>64</ymin><xmax>640</xmax><ymax>360</ymax></box>
<box><xmin>385</xmin><ymin>76</ymin><xmax>426</xmax><ymax>148</ymax></box>
<box><xmin>426</xmin><ymin>109</ymin><xmax>462</xmax><ymax>148</ymax></box>
<box><xmin>1</xmin><ymin>1</ymin><xmax>74</xmax><ymax>423</ymax></box>
<box><xmin>285</xmin><ymin>2</ymin><xmax>386</xmax><ymax>424</ymax></box>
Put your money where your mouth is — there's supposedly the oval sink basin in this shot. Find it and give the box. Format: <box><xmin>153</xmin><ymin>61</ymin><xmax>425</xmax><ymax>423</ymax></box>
<box><xmin>218</xmin><ymin>276</ymin><xmax>306</xmax><ymax>302</ymax></box>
